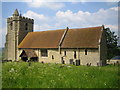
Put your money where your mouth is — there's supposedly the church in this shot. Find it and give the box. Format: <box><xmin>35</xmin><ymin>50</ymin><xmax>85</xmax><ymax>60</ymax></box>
<box><xmin>4</xmin><ymin>9</ymin><xmax>107</xmax><ymax>66</ymax></box>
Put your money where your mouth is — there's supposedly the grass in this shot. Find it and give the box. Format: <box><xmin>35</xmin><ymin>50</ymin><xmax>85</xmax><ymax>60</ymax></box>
<box><xmin>2</xmin><ymin>62</ymin><xmax>119</xmax><ymax>88</ymax></box>
<box><xmin>0</xmin><ymin>51</ymin><xmax>2</xmax><ymax>60</ymax></box>
<box><xmin>0</xmin><ymin>48</ymin><xmax>3</xmax><ymax>60</ymax></box>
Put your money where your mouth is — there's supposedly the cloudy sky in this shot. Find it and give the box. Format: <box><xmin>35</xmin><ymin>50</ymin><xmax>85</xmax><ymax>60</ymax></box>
<box><xmin>0</xmin><ymin>0</ymin><xmax>119</xmax><ymax>48</ymax></box>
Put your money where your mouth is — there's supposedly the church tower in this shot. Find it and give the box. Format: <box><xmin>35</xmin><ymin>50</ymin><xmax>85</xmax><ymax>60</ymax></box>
<box><xmin>4</xmin><ymin>9</ymin><xmax>34</xmax><ymax>61</ymax></box>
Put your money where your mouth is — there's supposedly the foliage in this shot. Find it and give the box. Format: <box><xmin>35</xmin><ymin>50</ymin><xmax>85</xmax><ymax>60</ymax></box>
<box><xmin>105</xmin><ymin>28</ymin><xmax>120</xmax><ymax>59</ymax></box>
<box><xmin>2</xmin><ymin>62</ymin><xmax>119</xmax><ymax>88</ymax></box>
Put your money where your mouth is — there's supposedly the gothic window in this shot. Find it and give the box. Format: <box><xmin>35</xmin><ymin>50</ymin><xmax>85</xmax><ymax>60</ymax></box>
<box><xmin>41</xmin><ymin>49</ymin><xmax>48</xmax><ymax>57</ymax></box>
<box><xmin>85</xmin><ymin>49</ymin><xmax>87</xmax><ymax>55</ymax></box>
<box><xmin>74</xmin><ymin>51</ymin><xmax>76</xmax><ymax>59</ymax></box>
<box><xmin>25</xmin><ymin>23</ymin><xmax>28</xmax><ymax>30</ymax></box>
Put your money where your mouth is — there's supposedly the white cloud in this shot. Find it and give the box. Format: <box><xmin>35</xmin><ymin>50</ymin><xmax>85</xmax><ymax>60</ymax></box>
<box><xmin>55</xmin><ymin>7</ymin><xmax>118</xmax><ymax>32</ymax></box>
<box><xmin>23</xmin><ymin>6</ymin><xmax>118</xmax><ymax>33</ymax></box>
<box><xmin>67</xmin><ymin>0</ymin><xmax>119</xmax><ymax>2</ymax></box>
<box><xmin>23</xmin><ymin>10</ymin><xmax>50</xmax><ymax>31</ymax></box>
<box><xmin>23</xmin><ymin>10</ymin><xmax>49</xmax><ymax>23</ymax></box>
<box><xmin>1</xmin><ymin>0</ymin><xmax>32</xmax><ymax>2</ymax></box>
<box><xmin>1</xmin><ymin>0</ymin><xmax>119</xmax><ymax>2</ymax></box>
<box><xmin>27</xmin><ymin>1</ymin><xmax>65</xmax><ymax>10</ymax></box>
<box><xmin>23</xmin><ymin>10</ymin><xmax>53</xmax><ymax>31</ymax></box>
<box><xmin>34</xmin><ymin>24</ymin><xmax>53</xmax><ymax>31</ymax></box>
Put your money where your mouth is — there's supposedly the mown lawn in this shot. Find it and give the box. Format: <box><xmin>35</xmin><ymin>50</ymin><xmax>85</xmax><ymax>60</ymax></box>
<box><xmin>2</xmin><ymin>62</ymin><xmax>119</xmax><ymax>88</ymax></box>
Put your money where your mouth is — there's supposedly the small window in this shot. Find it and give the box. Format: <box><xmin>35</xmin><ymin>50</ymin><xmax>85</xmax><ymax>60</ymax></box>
<box><xmin>85</xmin><ymin>49</ymin><xmax>87</xmax><ymax>55</ymax></box>
<box><xmin>74</xmin><ymin>51</ymin><xmax>76</xmax><ymax>59</ymax></box>
<box><xmin>52</xmin><ymin>55</ymin><xmax>54</xmax><ymax>59</ymax></box>
<box><xmin>25</xmin><ymin>27</ymin><xmax>28</xmax><ymax>30</ymax></box>
<box><xmin>10</xmin><ymin>22</ymin><xmax>13</xmax><ymax>30</ymax></box>
<box><xmin>41</xmin><ymin>49</ymin><xmax>48</xmax><ymax>57</ymax></box>
<box><xmin>25</xmin><ymin>23</ymin><xmax>28</xmax><ymax>30</ymax></box>
<box><xmin>64</xmin><ymin>51</ymin><xmax>66</xmax><ymax>56</ymax></box>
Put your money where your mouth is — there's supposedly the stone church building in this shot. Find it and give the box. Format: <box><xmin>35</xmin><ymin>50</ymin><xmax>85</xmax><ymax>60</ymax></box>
<box><xmin>4</xmin><ymin>9</ymin><xmax>107</xmax><ymax>66</ymax></box>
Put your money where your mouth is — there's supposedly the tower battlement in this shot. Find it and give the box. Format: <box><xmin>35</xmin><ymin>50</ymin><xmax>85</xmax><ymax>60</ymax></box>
<box><xmin>7</xmin><ymin>16</ymin><xmax>34</xmax><ymax>23</ymax></box>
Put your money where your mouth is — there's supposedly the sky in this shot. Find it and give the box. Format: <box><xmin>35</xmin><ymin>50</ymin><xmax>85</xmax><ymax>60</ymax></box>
<box><xmin>0</xmin><ymin>0</ymin><xmax>119</xmax><ymax>48</ymax></box>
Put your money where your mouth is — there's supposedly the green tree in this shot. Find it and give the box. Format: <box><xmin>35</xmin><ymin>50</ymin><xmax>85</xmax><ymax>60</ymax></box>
<box><xmin>105</xmin><ymin>28</ymin><xmax>120</xmax><ymax>59</ymax></box>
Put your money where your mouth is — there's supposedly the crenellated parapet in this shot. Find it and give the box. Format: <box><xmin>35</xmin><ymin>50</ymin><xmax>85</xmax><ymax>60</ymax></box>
<box><xmin>19</xmin><ymin>16</ymin><xmax>34</xmax><ymax>23</ymax></box>
<box><xmin>7</xmin><ymin>16</ymin><xmax>34</xmax><ymax>24</ymax></box>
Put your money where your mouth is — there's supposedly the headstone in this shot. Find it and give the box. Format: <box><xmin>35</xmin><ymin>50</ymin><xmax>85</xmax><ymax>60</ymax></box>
<box><xmin>69</xmin><ymin>59</ymin><xmax>73</xmax><ymax>64</ymax></box>
<box><xmin>76</xmin><ymin>59</ymin><xmax>80</xmax><ymax>66</ymax></box>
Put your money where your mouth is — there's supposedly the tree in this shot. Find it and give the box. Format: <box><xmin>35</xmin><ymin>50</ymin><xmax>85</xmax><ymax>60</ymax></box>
<box><xmin>105</xmin><ymin>28</ymin><xmax>120</xmax><ymax>59</ymax></box>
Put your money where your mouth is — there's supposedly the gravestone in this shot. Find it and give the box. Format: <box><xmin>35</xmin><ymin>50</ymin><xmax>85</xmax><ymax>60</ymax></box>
<box><xmin>76</xmin><ymin>59</ymin><xmax>80</xmax><ymax>66</ymax></box>
<box><xmin>69</xmin><ymin>59</ymin><xmax>73</xmax><ymax>64</ymax></box>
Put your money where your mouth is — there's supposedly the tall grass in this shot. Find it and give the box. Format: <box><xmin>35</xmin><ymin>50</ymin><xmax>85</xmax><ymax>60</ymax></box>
<box><xmin>2</xmin><ymin>62</ymin><xmax>119</xmax><ymax>88</ymax></box>
<box><xmin>0</xmin><ymin>51</ymin><xmax>2</xmax><ymax>60</ymax></box>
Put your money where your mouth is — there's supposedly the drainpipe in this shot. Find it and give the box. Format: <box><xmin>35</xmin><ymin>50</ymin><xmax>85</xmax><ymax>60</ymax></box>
<box><xmin>77</xmin><ymin>48</ymin><xmax>80</xmax><ymax>60</ymax></box>
<box><xmin>58</xmin><ymin>46</ymin><xmax>61</xmax><ymax>54</ymax></box>
<box><xmin>98</xmin><ymin>44</ymin><xmax>102</xmax><ymax>66</ymax></box>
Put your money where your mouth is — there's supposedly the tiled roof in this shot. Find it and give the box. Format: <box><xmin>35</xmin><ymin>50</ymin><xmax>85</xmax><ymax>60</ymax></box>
<box><xmin>19</xmin><ymin>49</ymin><xmax>37</xmax><ymax>58</ymax></box>
<box><xmin>18</xmin><ymin>29</ymin><xmax>65</xmax><ymax>48</ymax></box>
<box><xmin>61</xmin><ymin>26</ymin><xmax>103</xmax><ymax>48</ymax></box>
<box><xmin>18</xmin><ymin>26</ymin><xmax>103</xmax><ymax>49</ymax></box>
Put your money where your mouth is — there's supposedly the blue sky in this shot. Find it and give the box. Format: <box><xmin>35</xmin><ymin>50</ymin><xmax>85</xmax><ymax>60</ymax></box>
<box><xmin>0</xmin><ymin>1</ymin><xmax>119</xmax><ymax>47</ymax></box>
<box><xmin>2</xmin><ymin>2</ymin><xmax>118</xmax><ymax>16</ymax></box>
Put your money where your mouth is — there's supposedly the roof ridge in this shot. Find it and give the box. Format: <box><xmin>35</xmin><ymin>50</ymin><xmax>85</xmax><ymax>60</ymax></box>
<box><xmin>33</xmin><ymin>29</ymin><xmax>66</xmax><ymax>33</ymax></box>
<box><xmin>69</xmin><ymin>26</ymin><xmax>103</xmax><ymax>30</ymax></box>
<box><xmin>32</xmin><ymin>25</ymin><xmax>103</xmax><ymax>33</ymax></box>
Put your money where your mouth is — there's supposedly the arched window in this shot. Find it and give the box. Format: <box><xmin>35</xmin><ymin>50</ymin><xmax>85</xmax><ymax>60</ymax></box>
<box><xmin>25</xmin><ymin>23</ymin><xmax>28</xmax><ymax>30</ymax></box>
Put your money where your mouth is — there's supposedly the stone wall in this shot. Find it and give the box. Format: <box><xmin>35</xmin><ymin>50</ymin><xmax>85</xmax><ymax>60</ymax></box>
<box><xmin>19</xmin><ymin>48</ymin><xmax>100</xmax><ymax>66</ymax></box>
<box><xmin>99</xmin><ymin>29</ymin><xmax>107</xmax><ymax>65</ymax></box>
<box><xmin>4</xmin><ymin>15</ymin><xmax>34</xmax><ymax>61</ymax></box>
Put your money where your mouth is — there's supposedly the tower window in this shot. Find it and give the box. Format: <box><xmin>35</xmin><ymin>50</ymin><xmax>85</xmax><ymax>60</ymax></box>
<box><xmin>85</xmin><ymin>49</ymin><xmax>87</xmax><ymax>55</ymax></box>
<box><xmin>74</xmin><ymin>51</ymin><xmax>76</xmax><ymax>59</ymax></box>
<box><xmin>10</xmin><ymin>23</ymin><xmax>13</xmax><ymax>30</ymax></box>
<box><xmin>25</xmin><ymin>23</ymin><xmax>28</xmax><ymax>30</ymax></box>
<box><xmin>64</xmin><ymin>51</ymin><xmax>66</xmax><ymax>56</ymax></box>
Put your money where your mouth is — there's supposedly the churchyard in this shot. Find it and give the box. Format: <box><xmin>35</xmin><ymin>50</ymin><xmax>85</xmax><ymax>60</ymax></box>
<box><xmin>2</xmin><ymin>62</ymin><xmax>119</xmax><ymax>88</ymax></box>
